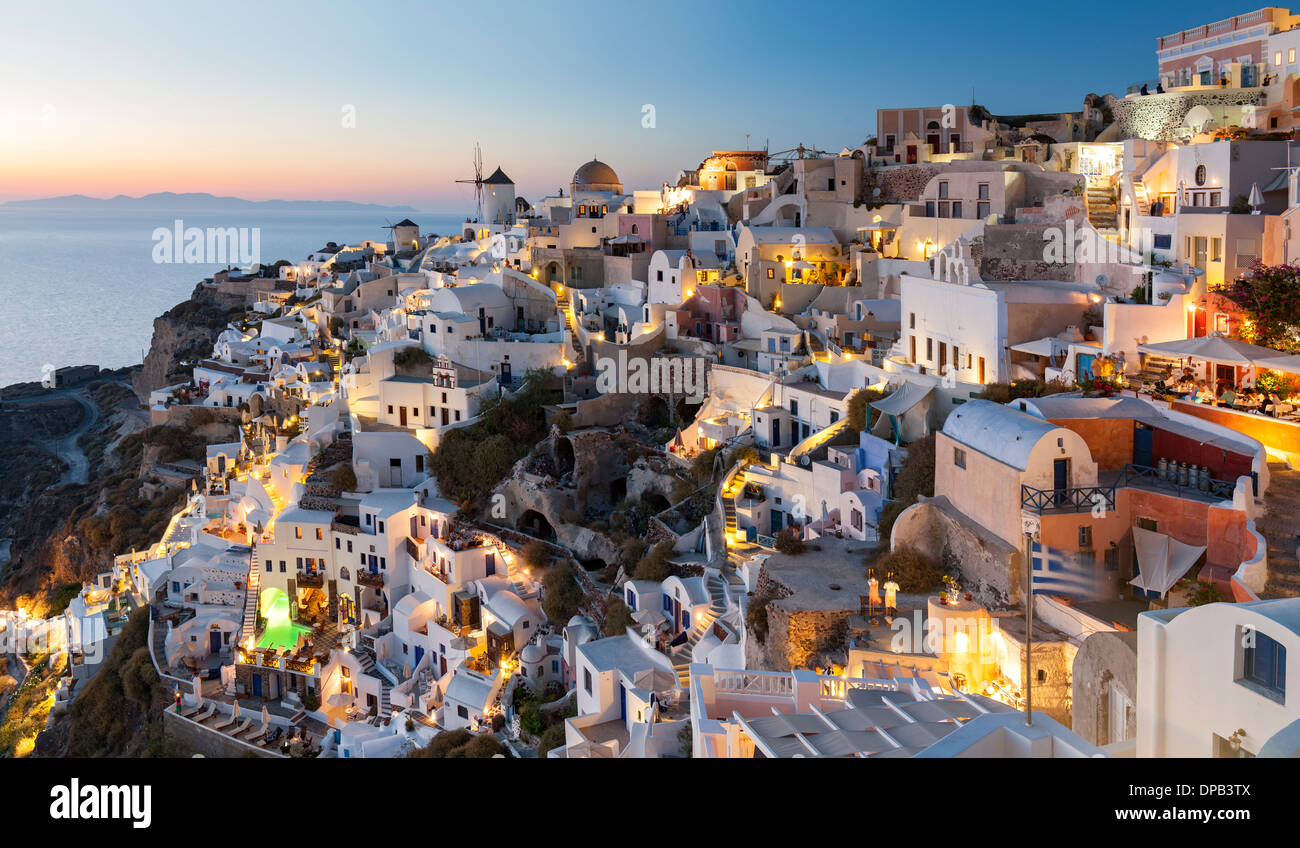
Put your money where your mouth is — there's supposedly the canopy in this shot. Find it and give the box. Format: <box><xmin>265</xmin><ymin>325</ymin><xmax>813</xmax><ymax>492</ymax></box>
<box><xmin>1130</xmin><ymin>527</ymin><xmax>1207</xmax><ymax>597</ymax></box>
<box><xmin>1010</xmin><ymin>336</ymin><xmax>1071</xmax><ymax>359</ymax></box>
<box><xmin>1253</xmin><ymin>353</ymin><xmax>1300</xmax><ymax>376</ymax></box>
<box><xmin>870</xmin><ymin>381</ymin><xmax>934</xmax><ymax>416</ymax></box>
<box><xmin>1137</xmin><ymin>332</ymin><xmax>1283</xmax><ymax>367</ymax></box>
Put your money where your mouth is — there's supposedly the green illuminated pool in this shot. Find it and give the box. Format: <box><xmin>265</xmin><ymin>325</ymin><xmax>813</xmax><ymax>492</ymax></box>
<box><xmin>256</xmin><ymin>588</ymin><xmax>312</xmax><ymax>651</ymax></box>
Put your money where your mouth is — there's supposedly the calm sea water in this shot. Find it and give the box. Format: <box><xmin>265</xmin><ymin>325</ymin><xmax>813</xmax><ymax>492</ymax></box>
<box><xmin>0</xmin><ymin>207</ymin><xmax>468</xmax><ymax>388</ymax></box>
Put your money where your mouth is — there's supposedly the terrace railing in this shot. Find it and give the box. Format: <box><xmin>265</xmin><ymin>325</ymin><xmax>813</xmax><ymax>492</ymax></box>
<box><xmin>1020</xmin><ymin>463</ymin><xmax>1237</xmax><ymax>514</ymax></box>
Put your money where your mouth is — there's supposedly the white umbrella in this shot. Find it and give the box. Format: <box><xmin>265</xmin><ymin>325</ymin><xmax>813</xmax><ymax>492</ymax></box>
<box><xmin>1138</xmin><ymin>332</ymin><xmax>1283</xmax><ymax>366</ymax></box>
<box><xmin>1248</xmin><ymin>182</ymin><xmax>1263</xmax><ymax>214</ymax></box>
<box><xmin>261</xmin><ymin>706</ymin><xmax>270</xmax><ymax>728</ymax></box>
<box><xmin>326</xmin><ymin>691</ymin><xmax>351</xmax><ymax>707</ymax></box>
<box><xmin>192</xmin><ymin>674</ymin><xmax>203</xmax><ymax>708</ymax></box>
<box><xmin>232</xmin><ymin>701</ymin><xmax>241</xmax><ymax>719</ymax></box>
<box><xmin>1254</xmin><ymin>353</ymin><xmax>1300</xmax><ymax>376</ymax></box>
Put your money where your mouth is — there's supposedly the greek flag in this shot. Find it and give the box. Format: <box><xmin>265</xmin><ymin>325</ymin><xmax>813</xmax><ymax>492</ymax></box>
<box><xmin>1031</xmin><ymin>542</ymin><xmax>1100</xmax><ymax>599</ymax></box>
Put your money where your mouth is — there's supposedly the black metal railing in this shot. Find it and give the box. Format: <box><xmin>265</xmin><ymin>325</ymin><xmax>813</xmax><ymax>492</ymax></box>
<box><xmin>1021</xmin><ymin>463</ymin><xmax>1238</xmax><ymax>513</ymax></box>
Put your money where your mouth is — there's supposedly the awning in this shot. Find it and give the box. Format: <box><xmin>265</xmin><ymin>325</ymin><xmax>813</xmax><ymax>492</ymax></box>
<box><xmin>1253</xmin><ymin>353</ymin><xmax>1300</xmax><ymax>376</ymax></box>
<box><xmin>1137</xmin><ymin>332</ymin><xmax>1283</xmax><ymax>366</ymax></box>
<box><xmin>1130</xmin><ymin>527</ymin><xmax>1206</xmax><ymax>597</ymax></box>
<box><xmin>1010</xmin><ymin>337</ymin><xmax>1071</xmax><ymax>358</ymax></box>
<box><xmin>870</xmin><ymin>381</ymin><xmax>935</xmax><ymax>416</ymax></box>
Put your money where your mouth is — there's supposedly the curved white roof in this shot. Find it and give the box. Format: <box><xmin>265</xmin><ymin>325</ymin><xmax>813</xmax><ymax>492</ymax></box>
<box><xmin>942</xmin><ymin>400</ymin><xmax>1056</xmax><ymax>471</ymax></box>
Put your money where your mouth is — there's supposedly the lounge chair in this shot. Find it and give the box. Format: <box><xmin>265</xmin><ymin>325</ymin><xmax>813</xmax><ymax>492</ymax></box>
<box><xmin>189</xmin><ymin>702</ymin><xmax>216</xmax><ymax>722</ymax></box>
<box><xmin>227</xmin><ymin>717</ymin><xmax>252</xmax><ymax>737</ymax></box>
<box><xmin>236</xmin><ymin>719</ymin><xmax>265</xmax><ymax>740</ymax></box>
<box><xmin>211</xmin><ymin>711</ymin><xmax>237</xmax><ymax>731</ymax></box>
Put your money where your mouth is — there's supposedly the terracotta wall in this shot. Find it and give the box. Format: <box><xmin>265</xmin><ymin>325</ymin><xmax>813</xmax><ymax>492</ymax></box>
<box><xmin>1051</xmin><ymin>418</ymin><xmax>1134</xmax><ymax>470</ymax></box>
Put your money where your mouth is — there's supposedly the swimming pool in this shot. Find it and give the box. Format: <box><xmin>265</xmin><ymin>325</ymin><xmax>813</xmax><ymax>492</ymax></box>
<box><xmin>256</xmin><ymin>588</ymin><xmax>312</xmax><ymax>651</ymax></box>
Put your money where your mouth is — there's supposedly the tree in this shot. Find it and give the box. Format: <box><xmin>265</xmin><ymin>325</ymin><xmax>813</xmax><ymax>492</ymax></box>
<box><xmin>633</xmin><ymin>541</ymin><xmax>675</xmax><ymax>582</ymax></box>
<box><xmin>330</xmin><ymin>464</ymin><xmax>357</xmax><ymax>492</ymax></box>
<box><xmin>773</xmin><ymin>526</ymin><xmax>806</xmax><ymax>555</ymax></box>
<box><xmin>870</xmin><ymin>546</ymin><xmax>946</xmax><ymax>593</ymax></box>
<box><xmin>1213</xmin><ymin>263</ymin><xmax>1300</xmax><ymax>351</ymax></box>
<box><xmin>847</xmin><ymin>387</ymin><xmax>884</xmax><ymax>431</ymax></box>
<box><xmin>877</xmin><ymin>433</ymin><xmax>935</xmax><ymax>545</ymax></box>
<box><xmin>603</xmin><ymin>596</ymin><xmax>634</xmax><ymax>636</ymax></box>
<box><xmin>542</xmin><ymin>562</ymin><xmax>584</xmax><ymax>623</ymax></box>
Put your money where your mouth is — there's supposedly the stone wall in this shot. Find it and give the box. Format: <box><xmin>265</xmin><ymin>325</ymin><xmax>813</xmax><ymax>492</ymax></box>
<box><xmin>872</xmin><ymin>165</ymin><xmax>945</xmax><ymax>202</ymax></box>
<box><xmin>1112</xmin><ymin>89</ymin><xmax>1262</xmax><ymax>141</ymax></box>
<box><xmin>163</xmin><ymin>709</ymin><xmax>280</xmax><ymax>758</ymax></box>
<box><xmin>891</xmin><ymin>496</ymin><xmax>1021</xmax><ymax>606</ymax></box>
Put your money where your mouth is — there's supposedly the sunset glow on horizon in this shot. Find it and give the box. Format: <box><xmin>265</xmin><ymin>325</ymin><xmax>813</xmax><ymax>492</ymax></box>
<box><xmin>0</xmin><ymin>0</ymin><xmax>1234</xmax><ymax>210</ymax></box>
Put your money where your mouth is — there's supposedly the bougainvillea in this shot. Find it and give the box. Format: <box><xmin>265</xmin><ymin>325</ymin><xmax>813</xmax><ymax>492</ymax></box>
<box><xmin>1212</xmin><ymin>262</ymin><xmax>1300</xmax><ymax>351</ymax></box>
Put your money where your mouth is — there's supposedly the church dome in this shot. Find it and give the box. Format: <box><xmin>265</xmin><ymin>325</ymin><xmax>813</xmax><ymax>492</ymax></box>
<box><xmin>572</xmin><ymin>159</ymin><xmax>622</xmax><ymax>191</ymax></box>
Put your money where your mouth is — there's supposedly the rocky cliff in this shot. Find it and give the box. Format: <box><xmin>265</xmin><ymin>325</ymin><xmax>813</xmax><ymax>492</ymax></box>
<box><xmin>132</xmin><ymin>281</ymin><xmax>247</xmax><ymax>403</ymax></box>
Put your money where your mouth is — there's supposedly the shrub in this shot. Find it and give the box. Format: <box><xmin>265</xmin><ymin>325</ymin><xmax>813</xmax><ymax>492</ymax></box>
<box><xmin>847</xmin><ymin>387</ymin><xmax>885</xmax><ymax>431</ymax></box>
<box><xmin>746</xmin><ymin>591</ymin><xmax>775</xmax><ymax>644</ymax></box>
<box><xmin>633</xmin><ymin>542</ymin><xmax>675</xmax><ymax>582</ymax></box>
<box><xmin>872</xmin><ymin>546</ymin><xmax>946</xmax><ymax>594</ymax></box>
<box><xmin>551</xmin><ymin>410</ymin><xmax>574</xmax><ymax>433</ymax></box>
<box><xmin>603</xmin><ymin>596</ymin><xmax>634</xmax><ymax>636</ymax></box>
<box><xmin>538</xmin><ymin>723</ymin><xmax>566</xmax><ymax>757</ymax></box>
<box><xmin>774</xmin><ymin>526</ymin><xmax>806</xmax><ymax>555</ymax></box>
<box><xmin>542</xmin><ymin>562</ymin><xmax>583</xmax><ymax>623</ymax></box>
<box><xmin>329</xmin><ymin>464</ymin><xmax>357</xmax><ymax>492</ymax></box>
<box><xmin>522</xmin><ymin>540</ymin><xmax>553</xmax><ymax>570</ymax></box>
<box><xmin>393</xmin><ymin>347</ymin><xmax>433</xmax><ymax>369</ymax></box>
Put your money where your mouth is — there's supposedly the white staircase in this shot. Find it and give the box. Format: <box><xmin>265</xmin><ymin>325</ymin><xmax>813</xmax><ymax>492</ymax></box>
<box><xmin>669</xmin><ymin>574</ymin><xmax>729</xmax><ymax>687</ymax></box>
<box><xmin>239</xmin><ymin>550</ymin><xmax>262</xmax><ymax>644</ymax></box>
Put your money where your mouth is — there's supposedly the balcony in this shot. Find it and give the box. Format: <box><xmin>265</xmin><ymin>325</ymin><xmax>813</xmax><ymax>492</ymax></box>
<box><xmin>296</xmin><ymin>572</ymin><xmax>324</xmax><ymax>589</ymax></box>
<box><xmin>357</xmin><ymin>570</ymin><xmax>385</xmax><ymax>589</ymax></box>
<box><xmin>1020</xmin><ymin>463</ymin><xmax>1236</xmax><ymax>514</ymax></box>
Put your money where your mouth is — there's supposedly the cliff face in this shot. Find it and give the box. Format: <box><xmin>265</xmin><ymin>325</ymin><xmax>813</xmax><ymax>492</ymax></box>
<box><xmin>132</xmin><ymin>282</ymin><xmax>245</xmax><ymax>404</ymax></box>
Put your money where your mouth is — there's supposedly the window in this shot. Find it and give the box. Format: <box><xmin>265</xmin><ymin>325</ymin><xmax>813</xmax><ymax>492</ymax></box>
<box><xmin>1194</xmin><ymin>164</ymin><xmax>1207</xmax><ymax>186</ymax></box>
<box><xmin>954</xmin><ymin>447</ymin><xmax>966</xmax><ymax>469</ymax></box>
<box><xmin>925</xmin><ymin>201</ymin><xmax>935</xmax><ymax>217</ymax></box>
<box><xmin>767</xmin><ymin>268</ymin><xmax>775</xmax><ymax>279</ymax></box>
<box><xmin>951</xmin><ymin>201</ymin><xmax>962</xmax><ymax>218</ymax></box>
<box><xmin>1079</xmin><ymin>525</ymin><xmax>1093</xmax><ymax>548</ymax></box>
<box><xmin>885</xmin><ymin>134</ymin><xmax>895</xmax><ymax>151</ymax></box>
<box><xmin>1277</xmin><ymin>51</ymin><xmax>1283</xmax><ymax>67</ymax></box>
<box><xmin>378</xmin><ymin>520</ymin><xmax>385</xmax><ymax>533</ymax></box>
<box><xmin>315</xmin><ymin>528</ymin><xmax>323</xmax><ymax>540</ymax></box>
<box><xmin>457</xmin><ymin>705</ymin><xmax>469</xmax><ymax>719</ymax></box>
<box><xmin>583</xmin><ymin>668</ymin><xmax>593</xmax><ymax>694</ymax></box>
<box><xmin>295</xmin><ymin>527</ymin><xmax>302</xmax><ymax>539</ymax></box>
<box><xmin>978</xmin><ymin>183</ymin><xmax>989</xmax><ymax>200</ymax></box>
<box><xmin>656</xmin><ymin>269</ymin><xmax>663</xmax><ymax>281</ymax></box>
<box><xmin>925</xmin><ymin>337</ymin><xmax>933</xmax><ymax>360</ymax></box>
<box><xmin>1291</xmin><ymin>48</ymin><xmax>1296</xmax><ymax>63</ymax></box>
<box><xmin>977</xmin><ymin>201</ymin><xmax>990</xmax><ymax>219</ymax></box>
<box><xmin>909</xmin><ymin>312</ymin><xmax>915</xmax><ymax>329</ymax></box>
<box><xmin>1242</xmin><ymin>629</ymin><xmax>1286</xmax><ymax>700</ymax></box>
<box><xmin>938</xmin><ymin>181</ymin><xmax>949</xmax><ymax>199</ymax></box>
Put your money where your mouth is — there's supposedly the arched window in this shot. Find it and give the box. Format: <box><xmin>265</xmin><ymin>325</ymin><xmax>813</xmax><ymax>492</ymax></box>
<box><xmin>631</xmin><ymin>223</ymin><xmax>639</xmax><ymax>235</ymax></box>
<box><xmin>340</xmin><ymin>567</ymin><xmax>351</xmax><ymax>581</ymax></box>
<box><xmin>927</xmin><ymin>120</ymin><xmax>941</xmax><ymax>130</ymax></box>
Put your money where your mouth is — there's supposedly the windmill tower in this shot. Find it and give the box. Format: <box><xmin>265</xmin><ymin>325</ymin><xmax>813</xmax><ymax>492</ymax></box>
<box><xmin>455</xmin><ymin>143</ymin><xmax>486</xmax><ymax>223</ymax></box>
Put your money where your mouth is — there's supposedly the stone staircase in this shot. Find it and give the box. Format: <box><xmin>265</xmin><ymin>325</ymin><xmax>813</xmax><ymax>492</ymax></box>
<box><xmin>239</xmin><ymin>551</ymin><xmax>262</xmax><ymax>644</ymax></box>
<box><xmin>669</xmin><ymin>574</ymin><xmax>729</xmax><ymax>687</ymax></box>
<box><xmin>1259</xmin><ymin>463</ymin><xmax>1300</xmax><ymax>598</ymax></box>
<box><xmin>1085</xmin><ymin>186</ymin><xmax>1118</xmax><ymax>230</ymax></box>
<box><xmin>355</xmin><ymin>645</ymin><xmax>394</xmax><ymax>719</ymax></box>
<box><xmin>1132</xmin><ymin>177</ymin><xmax>1152</xmax><ymax>216</ymax></box>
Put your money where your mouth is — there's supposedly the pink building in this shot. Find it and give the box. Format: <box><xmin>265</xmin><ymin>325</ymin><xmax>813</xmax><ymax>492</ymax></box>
<box><xmin>876</xmin><ymin>107</ymin><xmax>972</xmax><ymax>162</ymax></box>
<box><xmin>1155</xmin><ymin>7</ymin><xmax>1296</xmax><ymax>87</ymax></box>
<box><xmin>674</xmin><ymin>285</ymin><xmax>745</xmax><ymax>344</ymax></box>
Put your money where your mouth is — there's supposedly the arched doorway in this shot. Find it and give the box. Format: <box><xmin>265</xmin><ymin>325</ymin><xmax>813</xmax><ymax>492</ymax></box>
<box><xmin>518</xmin><ymin>509</ymin><xmax>556</xmax><ymax>541</ymax></box>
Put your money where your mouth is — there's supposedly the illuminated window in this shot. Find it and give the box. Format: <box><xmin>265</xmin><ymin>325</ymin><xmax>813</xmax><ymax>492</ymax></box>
<box><xmin>954</xmin><ymin>447</ymin><xmax>966</xmax><ymax>469</ymax></box>
<box><xmin>1291</xmin><ymin>48</ymin><xmax>1296</xmax><ymax>63</ymax></box>
<box><xmin>295</xmin><ymin>527</ymin><xmax>302</xmax><ymax>539</ymax></box>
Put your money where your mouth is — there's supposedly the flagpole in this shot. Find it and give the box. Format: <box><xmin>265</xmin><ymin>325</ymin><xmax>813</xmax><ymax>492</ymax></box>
<box><xmin>1024</xmin><ymin>530</ymin><xmax>1034</xmax><ymax>727</ymax></box>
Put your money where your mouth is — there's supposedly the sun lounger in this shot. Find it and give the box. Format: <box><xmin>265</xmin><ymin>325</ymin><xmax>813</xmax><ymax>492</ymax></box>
<box><xmin>227</xmin><ymin>717</ymin><xmax>252</xmax><ymax>736</ymax></box>
<box><xmin>211</xmin><ymin>711</ymin><xmax>236</xmax><ymax>731</ymax></box>
<box><xmin>236</xmin><ymin>720</ymin><xmax>265</xmax><ymax>740</ymax></box>
<box><xmin>189</xmin><ymin>702</ymin><xmax>216</xmax><ymax>722</ymax></box>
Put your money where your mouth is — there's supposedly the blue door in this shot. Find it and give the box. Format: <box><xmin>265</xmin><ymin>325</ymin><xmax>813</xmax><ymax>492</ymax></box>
<box><xmin>771</xmin><ymin>510</ymin><xmax>784</xmax><ymax>535</ymax></box>
<box><xmin>252</xmin><ymin>675</ymin><xmax>262</xmax><ymax>698</ymax></box>
<box><xmin>1053</xmin><ymin>459</ymin><xmax>1069</xmax><ymax>505</ymax></box>
<box><xmin>414</xmin><ymin>645</ymin><xmax>425</xmax><ymax>667</ymax></box>
<box><xmin>619</xmin><ymin>683</ymin><xmax>627</xmax><ymax>720</ymax></box>
<box><xmin>209</xmin><ymin>631</ymin><xmax>222</xmax><ymax>654</ymax></box>
<box><xmin>486</xmin><ymin>552</ymin><xmax>496</xmax><ymax>576</ymax></box>
<box><xmin>1134</xmin><ymin>427</ymin><xmax>1154</xmax><ymax>468</ymax></box>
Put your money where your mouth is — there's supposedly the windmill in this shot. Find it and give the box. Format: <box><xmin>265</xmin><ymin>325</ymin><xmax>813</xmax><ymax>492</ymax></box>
<box><xmin>769</xmin><ymin>142</ymin><xmax>832</xmax><ymax>163</ymax></box>
<box><xmin>455</xmin><ymin>143</ymin><xmax>486</xmax><ymax>222</ymax></box>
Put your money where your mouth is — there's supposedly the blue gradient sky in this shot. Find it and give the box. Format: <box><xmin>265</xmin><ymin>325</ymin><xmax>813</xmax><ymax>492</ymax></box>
<box><xmin>0</xmin><ymin>0</ymin><xmax>1253</xmax><ymax>211</ymax></box>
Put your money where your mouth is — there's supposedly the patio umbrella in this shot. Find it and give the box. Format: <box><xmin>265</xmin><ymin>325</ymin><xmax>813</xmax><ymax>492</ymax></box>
<box><xmin>1253</xmin><ymin>353</ymin><xmax>1300</xmax><ymax>376</ymax></box>
<box><xmin>632</xmin><ymin>667</ymin><xmax>678</xmax><ymax>693</ymax></box>
<box><xmin>1248</xmin><ymin>182</ymin><xmax>1263</xmax><ymax>214</ymax></box>
<box><xmin>403</xmin><ymin>660</ymin><xmax>411</xmax><ymax>680</ymax></box>
<box><xmin>326</xmin><ymin>692</ymin><xmax>351</xmax><ymax>707</ymax></box>
<box><xmin>262</xmin><ymin>706</ymin><xmax>270</xmax><ymax>728</ymax></box>
<box><xmin>1137</xmin><ymin>332</ymin><xmax>1283</xmax><ymax>367</ymax></box>
<box><xmin>192</xmin><ymin>673</ymin><xmax>203</xmax><ymax>708</ymax></box>
<box><xmin>232</xmin><ymin>701</ymin><xmax>241</xmax><ymax>719</ymax></box>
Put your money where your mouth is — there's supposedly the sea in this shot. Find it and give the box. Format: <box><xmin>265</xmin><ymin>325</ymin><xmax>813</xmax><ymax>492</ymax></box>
<box><xmin>0</xmin><ymin>207</ymin><xmax>469</xmax><ymax>388</ymax></box>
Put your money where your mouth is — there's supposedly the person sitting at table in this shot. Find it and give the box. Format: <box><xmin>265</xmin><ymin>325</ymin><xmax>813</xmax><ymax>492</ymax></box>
<box><xmin>1218</xmin><ymin>385</ymin><xmax>1237</xmax><ymax>407</ymax></box>
<box><xmin>1194</xmin><ymin>381</ymin><xmax>1215</xmax><ymax>403</ymax></box>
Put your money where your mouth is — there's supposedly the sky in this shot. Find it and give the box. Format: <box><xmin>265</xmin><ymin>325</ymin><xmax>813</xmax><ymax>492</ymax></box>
<box><xmin>0</xmin><ymin>0</ymin><xmax>1255</xmax><ymax>212</ymax></box>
